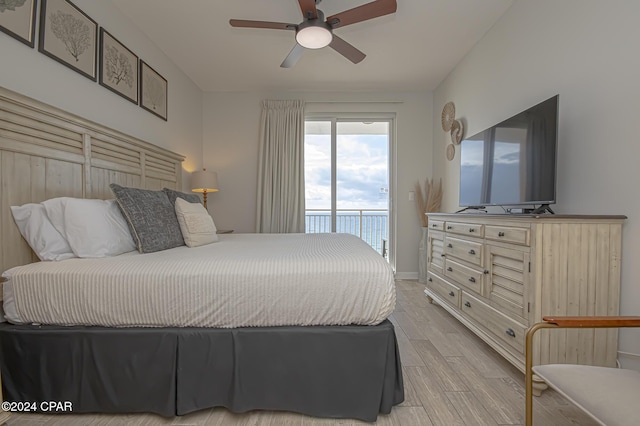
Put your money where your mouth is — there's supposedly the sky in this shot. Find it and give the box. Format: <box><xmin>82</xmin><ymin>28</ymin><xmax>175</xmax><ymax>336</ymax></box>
<box><xmin>304</xmin><ymin>130</ymin><xmax>389</xmax><ymax>211</ymax></box>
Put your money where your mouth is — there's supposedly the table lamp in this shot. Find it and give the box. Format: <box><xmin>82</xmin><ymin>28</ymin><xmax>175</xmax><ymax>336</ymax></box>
<box><xmin>191</xmin><ymin>168</ymin><xmax>218</xmax><ymax>209</ymax></box>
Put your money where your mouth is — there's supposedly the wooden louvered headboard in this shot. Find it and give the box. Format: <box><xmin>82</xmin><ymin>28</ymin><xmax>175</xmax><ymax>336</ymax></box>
<box><xmin>0</xmin><ymin>86</ymin><xmax>184</xmax><ymax>273</ymax></box>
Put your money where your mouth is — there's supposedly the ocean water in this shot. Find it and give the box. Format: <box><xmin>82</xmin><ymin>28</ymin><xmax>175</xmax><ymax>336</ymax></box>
<box><xmin>305</xmin><ymin>212</ymin><xmax>388</xmax><ymax>254</ymax></box>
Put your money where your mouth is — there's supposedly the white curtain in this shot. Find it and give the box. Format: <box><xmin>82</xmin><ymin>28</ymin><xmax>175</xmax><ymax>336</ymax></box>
<box><xmin>256</xmin><ymin>100</ymin><xmax>305</xmax><ymax>233</ymax></box>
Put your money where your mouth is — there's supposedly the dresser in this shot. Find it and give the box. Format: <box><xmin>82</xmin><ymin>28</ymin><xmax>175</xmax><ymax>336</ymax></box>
<box><xmin>424</xmin><ymin>213</ymin><xmax>626</xmax><ymax>379</ymax></box>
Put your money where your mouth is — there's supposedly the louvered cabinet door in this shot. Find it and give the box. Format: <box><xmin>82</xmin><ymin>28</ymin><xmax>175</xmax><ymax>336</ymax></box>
<box><xmin>485</xmin><ymin>244</ymin><xmax>531</xmax><ymax>325</ymax></box>
<box><xmin>426</xmin><ymin>230</ymin><xmax>445</xmax><ymax>275</ymax></box>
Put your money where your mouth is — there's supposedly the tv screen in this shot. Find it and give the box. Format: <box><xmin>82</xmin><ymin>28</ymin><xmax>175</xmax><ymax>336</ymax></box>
<box><xmin>459</xmin><ymin>95</ymin><xmax>558</xmax><ymax>208</ymax></box>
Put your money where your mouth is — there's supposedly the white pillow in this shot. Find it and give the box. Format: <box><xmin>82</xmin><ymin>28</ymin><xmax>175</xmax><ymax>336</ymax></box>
<box><xmin>10</xmin><ymin>203</ymin><xmax>76</xmax><ymax>261</ymax></box>
<box><xmin>175</xmin><ymin>197</ymin><xmax>218</xmax><ymax>247</ymax></box>
<box><xmin>41</xmin><ymin>196</ymin><xmax>71</xmax><ymax>237</ymax></box>
<box><xmin>44</xmin><ymin>197</ymin><xmax>136</xmax><ymax>258</ymax></box>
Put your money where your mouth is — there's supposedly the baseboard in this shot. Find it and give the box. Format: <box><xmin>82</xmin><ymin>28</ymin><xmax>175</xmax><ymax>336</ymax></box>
<box><xmin>618</xmin><ymin>351</ymin><xmax>640</xmax><ymax>370</ymax></box>
<box><xmin>394</xmin><ymin>272</ymin><xmax>418</xmax><ymax>280</ymax></box>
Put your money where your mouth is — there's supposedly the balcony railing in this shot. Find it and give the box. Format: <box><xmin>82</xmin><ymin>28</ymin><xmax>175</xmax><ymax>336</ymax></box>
<box><xmin>305</xmin><ymin>209</ymin><xmax>388</xmax><ymax>255</ymax></box>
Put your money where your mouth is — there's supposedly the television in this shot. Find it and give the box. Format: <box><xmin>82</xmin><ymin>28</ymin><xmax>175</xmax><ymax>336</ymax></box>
<box><xmin>459</xmin><ymin>95</ymin><xmax>558</xmax><ymax>213</ymax></box>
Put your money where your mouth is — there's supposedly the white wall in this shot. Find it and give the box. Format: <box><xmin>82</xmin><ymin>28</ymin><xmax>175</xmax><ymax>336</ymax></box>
<box><xmin>202</xmin><ymin>91</ymin><xmax>432</xmax><ymax>277</ymax></box>
<box><xmin>0</xmin><ymin>0</ymin><xmax>202</xmax><ymax>188</ymax></box>
<box><xmin>433</xmin><ymin>0</ymin><xmax>640</xmax><ymax>368</ymax></box>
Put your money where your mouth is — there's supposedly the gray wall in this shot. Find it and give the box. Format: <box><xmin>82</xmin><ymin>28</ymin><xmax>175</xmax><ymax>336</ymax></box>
<box><xmin>433</xmin><ymin>0</ymin><xmax>640</xmax><ymax>369</ymax></box>
<box><xmin>202</xmin><ymin>91</ymin><xmax>433</xmax><ymax>278</ymax></box>
<box><xmin>0</xmin><ymin>0</ymin><xmax>203</xmax><ymax>188</ymax></box>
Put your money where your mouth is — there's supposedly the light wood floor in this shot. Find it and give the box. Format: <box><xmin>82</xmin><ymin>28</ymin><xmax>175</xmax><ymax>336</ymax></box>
<box><xmin>4</xmin><ymin>280</ymin><xmax>595</xmax><ymax>426</ymax></box>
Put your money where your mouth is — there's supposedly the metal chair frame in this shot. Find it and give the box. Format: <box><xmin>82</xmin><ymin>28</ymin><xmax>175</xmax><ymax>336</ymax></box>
<box><xmin>525</xmin><ymin>316</ymin><xmax>640</xmax><ymax>426</ymax></box>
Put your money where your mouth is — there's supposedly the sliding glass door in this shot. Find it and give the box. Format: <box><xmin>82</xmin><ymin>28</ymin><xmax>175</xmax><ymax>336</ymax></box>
<box><xmin>304</xmin><ymin>117</ymin><xmax>392</xmax><ymax>260</ymax></box>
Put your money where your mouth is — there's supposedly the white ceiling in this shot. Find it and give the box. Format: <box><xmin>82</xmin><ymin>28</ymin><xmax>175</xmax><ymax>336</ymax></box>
<box><xmin>111</xmin><ymin>0</ymin><xmax>513</xmax><ymax>93</ymax></box>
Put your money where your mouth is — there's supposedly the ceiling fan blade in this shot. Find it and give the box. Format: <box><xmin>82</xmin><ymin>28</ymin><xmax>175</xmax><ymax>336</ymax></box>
<box><xmin>329</xmin><ymin>35</ymin><xmax>366</xmax><ymax>64</ymax></box>
<box><xmin>229</xmin><ymin>19</ymin><xmax>296</xmax><ymax>31</ymax></box>
<box><xmin>298</xmin><ymin>0</ymin><xmax>318</xmax><ymax>20</ymax></box>
<box><xmin>281</xmin><ymin>44</ymin><xmax>305</xmax><ymax>68</ymax></box>
<box><xmin>326</xmin><ymin>0</ymin><xmax>397</xmax><ymax>29</ymax></box>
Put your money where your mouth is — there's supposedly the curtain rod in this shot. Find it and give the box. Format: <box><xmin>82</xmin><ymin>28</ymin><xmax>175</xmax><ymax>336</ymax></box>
<box><xmin>306</xmin><ymin>100</ymin><xmax>404</xmax><ymax>104</ymax></box>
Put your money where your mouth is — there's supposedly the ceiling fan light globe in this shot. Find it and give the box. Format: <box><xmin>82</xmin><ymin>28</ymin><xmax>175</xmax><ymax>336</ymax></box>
<box><xmin>296</xmin><ymin>25</ymin><xmax>333</xmax><ymax>49</ymax></box>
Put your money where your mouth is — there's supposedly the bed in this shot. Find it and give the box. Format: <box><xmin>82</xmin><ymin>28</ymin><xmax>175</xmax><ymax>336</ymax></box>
<box><xmin>0</xmin><ymin>87</ymin><xmax>403</xmax><ymax>421</ymax></box>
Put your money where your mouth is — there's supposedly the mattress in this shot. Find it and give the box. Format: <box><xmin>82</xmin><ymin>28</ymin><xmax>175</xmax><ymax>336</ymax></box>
<box><xmin>2</xmin><ymin>233</ymin><xmax>395</xmax><ymax>328</ymax></box>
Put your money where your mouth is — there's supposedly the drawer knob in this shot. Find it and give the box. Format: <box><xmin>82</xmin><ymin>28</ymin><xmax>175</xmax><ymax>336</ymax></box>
<box><xmin>447</xmin><ymin>267</ymin><xmax>453</xmax><ymax>272</ymax></box>
<box><xmin>447</xmin><ymin>225</ymin><xmax>452</xmax><ymax>230</ymax></box>
<box><xmin>498</xmin><ymin>231</ymin><xmax>505</xmax><ymax>237</ymax></box>
<box><xmin>428</xmin><ymin>277</ymin><xmax>433</xmax><ymax>282</ymax></box>
<box><xmin>468</xmin><ymin>277</ymin><xmax>476</xmax><ymax>283</ymax></box>
<box><xmin>441</xmin><ymin>254</ymin><xmax>446</xmax><ymax>257</ymax></box>
<box><xmin>464</xmin><ymin>301</ymin><xmax>471</xmax><ymax>308</ymax></box>
<box><xmin>447</xmin><ymin>243</ymin><xmax>453</xmax><ymax>248</ymax></box>
<box><xmin>432</xmin><ymin>224</ymin><xmax>437</xmax><ymax>228</ymax></box>
<box><xmin>468</xmin><ymin>249</ymin><xmax>476</xmax><ymax>255</ymax></box>
<box><xmin>469</xmin><ymin>228</ymin><xmax>475</xmax><ymax>233</ymax></box>
<box><xmin>448</xmin><ymin>291</ymin><xmax>455</xmax><ymax>297</ymax></box>
<box><xmin>484</xmin><ymin>269</ymin><xmax>489</xmax><ymax>274</ymax></box>
<box><xmin>505</xmin><ymin>328</ymin><xmax>516</xmax><ymax>338</ymax></box>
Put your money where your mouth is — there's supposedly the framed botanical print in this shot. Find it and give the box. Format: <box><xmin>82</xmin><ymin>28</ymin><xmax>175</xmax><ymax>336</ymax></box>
<box><xmin>139</xmin><ymin>60</ymin><xmax>168</xmax><ymax>121</ymax></box>
<box><xmin>0</xmin><ymin>0</ymin><xmax>37</xmax><ymax>47</ymax></box>
<box><xmin>99</xmin><ymin>28</ymin><xmax>138</xmax><ymax>104</ymax></box>
<box><xmin>38</xmin><ymin>0</ymin><xmax>98</xmax><ymax>80</ymax></box>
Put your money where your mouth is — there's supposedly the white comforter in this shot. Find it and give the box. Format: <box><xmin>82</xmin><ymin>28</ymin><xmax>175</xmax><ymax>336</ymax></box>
<box><xmin>2</xmin><ymin>233</ymin><xmax>395</xmax><ymax>328</ymax></box>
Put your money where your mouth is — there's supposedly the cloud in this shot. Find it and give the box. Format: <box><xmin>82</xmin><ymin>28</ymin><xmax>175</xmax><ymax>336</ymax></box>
<box><xmin>305</xmin><ymin>134</ymin><xmax>389</xmax><ymax>210</ymax></box>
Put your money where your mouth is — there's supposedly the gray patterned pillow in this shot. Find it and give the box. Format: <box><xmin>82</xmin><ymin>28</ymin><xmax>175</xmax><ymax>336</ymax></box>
<box><xmin>162</xmin><ymin>188</ymin><xmax>202</xmax><ymax>206</ymax></box>
<box><xmin>110</xmin><ymin>184</ymin><xmax>185</xmax><ymax>253</ymax></box>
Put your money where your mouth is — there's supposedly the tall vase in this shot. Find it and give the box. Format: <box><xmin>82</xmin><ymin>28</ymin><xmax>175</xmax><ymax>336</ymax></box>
<box><xmin>418</xmin><ymin>226</ymin><xmax>429</xmax><ymax>283</ymax></box>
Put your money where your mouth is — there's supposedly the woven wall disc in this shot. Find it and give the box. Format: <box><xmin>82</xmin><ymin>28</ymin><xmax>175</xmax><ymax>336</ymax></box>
<box><xmin>441</xmin><ymin>102</ymin><xmax>455</xmax><ymax>131</ymax></box>
<box><xmin>450</xmin><ymin>119</ymin><xmax>464</xmax><ymax>145</ymax></box>
<box><xmin>446</xmin><ymin>144</ymin><xmax>455</xmax><ymax>161</ymax></box>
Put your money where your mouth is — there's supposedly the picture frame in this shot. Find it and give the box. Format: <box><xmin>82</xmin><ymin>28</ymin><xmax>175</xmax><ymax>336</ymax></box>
<box><xmin>99</xmin><ymin>28</ymin><xmax>138</xmax><ymax>104</ymax></box>
<box><xmin>38</xmin><ymin>0</ymin><xmax>97</xmax><ymax>81</ymax></box>
<box><xmin>0</xmin><ymin>0</ymin><xmax>37</xmax><ymax>47</ymax></box>
<box><xmin>139</xmin><ymin>60</ymin><xmax>168</xmax><ymax>121</ymax></box>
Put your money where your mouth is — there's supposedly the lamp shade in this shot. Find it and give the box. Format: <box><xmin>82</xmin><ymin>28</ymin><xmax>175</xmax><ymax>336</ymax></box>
<box><xmin>191</xmin><ymin>169</ymin><xmax>219</xmax><ymax>193</ymax></box>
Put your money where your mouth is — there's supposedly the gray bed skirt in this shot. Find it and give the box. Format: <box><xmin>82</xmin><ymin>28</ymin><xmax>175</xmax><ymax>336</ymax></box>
<box><xmin>0</xmin><ymin>320</ymin><xmax>404</xmax><ymax>422</ymax></box>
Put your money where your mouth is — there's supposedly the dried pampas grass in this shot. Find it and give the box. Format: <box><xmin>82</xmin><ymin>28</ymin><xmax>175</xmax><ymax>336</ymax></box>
<box><xmin>415</xmin><ymin>178</ymin><xmax>442</xmax><ymax>227</ymax></box>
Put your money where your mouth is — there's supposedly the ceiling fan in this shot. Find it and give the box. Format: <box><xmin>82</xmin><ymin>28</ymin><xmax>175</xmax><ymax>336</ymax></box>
<box><xmin>229</xmin><ymin>0</ymin><xmax>397</xmax><ymax>68</ymax></box>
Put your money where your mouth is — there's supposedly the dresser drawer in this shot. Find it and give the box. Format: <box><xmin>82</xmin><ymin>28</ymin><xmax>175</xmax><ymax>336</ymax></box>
<box><xmin>428</xmin><ymin>219</ymin><xmax>445</xmax><ymax>231</ymax></box>
<box><xmin>445</xmin><ymin>221</ymin><xmax>484</xmax><ymax>237</ymax></box>
<box><xmin>461</xmin><ymin>292</ymin><xmax>526</xmax><ymax>354</ymax></box>
<box><xmin>485</xmin><ymin>225</ymin><xmax>530</xmax><ymax>246</ymax></box>
<box><xmin>426</xmin><ymin>272</ymin><xmax>460</xmax><ymax>308</ymax></box>
<box><xmin>444</xmin><ymin>259</ymin><xmax>484</xmax><ymax>295</ymax></box>
<box><xmin>444</xmin><ymin>236</ymin><xmax>483</xmax><ymax>267</ymax></box>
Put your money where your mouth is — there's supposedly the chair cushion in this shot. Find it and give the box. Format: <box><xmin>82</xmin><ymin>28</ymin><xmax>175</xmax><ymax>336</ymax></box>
<box><xmin>533</xmin><ymin>364</ymin><xmax>640</xmax><ymax>426</ymax></box>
